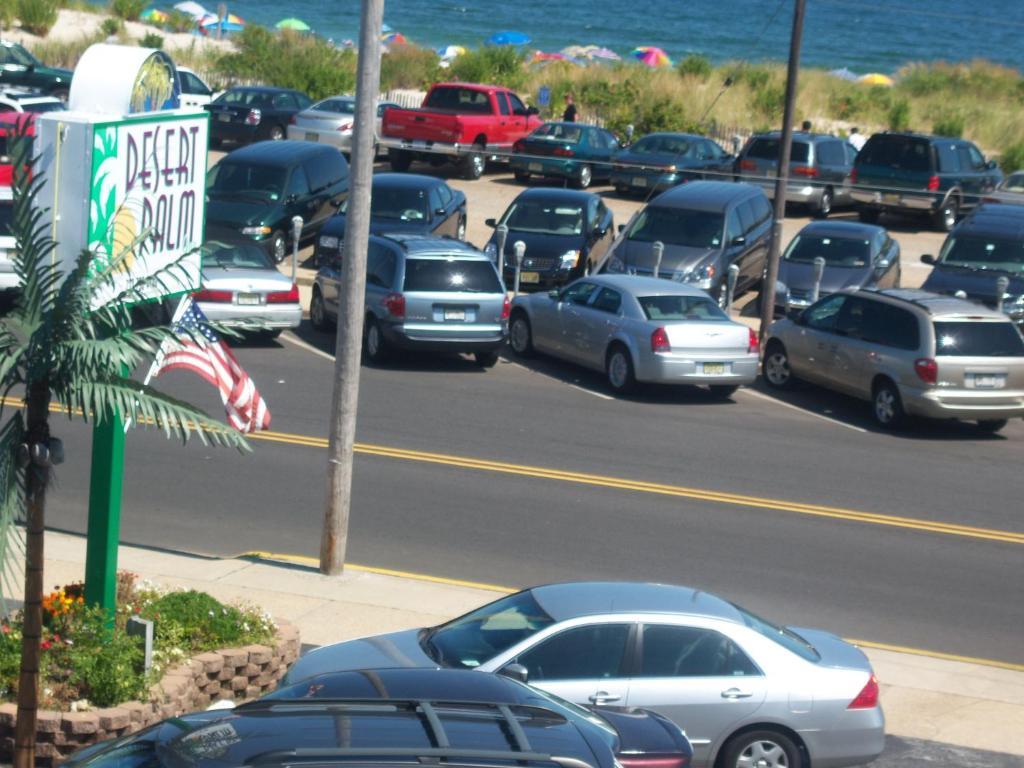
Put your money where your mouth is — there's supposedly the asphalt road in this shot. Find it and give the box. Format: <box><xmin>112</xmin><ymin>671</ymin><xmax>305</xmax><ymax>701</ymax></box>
<box><xmin>41</xmin><ymin>315</ymin><xmax>1024</xmax><ymax>665</ymax></box>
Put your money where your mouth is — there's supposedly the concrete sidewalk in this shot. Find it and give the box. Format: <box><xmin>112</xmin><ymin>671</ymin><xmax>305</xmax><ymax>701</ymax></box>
<box><xmin>22</xmin><ymin>530</ymin><xmax>1024</xmax><ymax>757</ymax></box>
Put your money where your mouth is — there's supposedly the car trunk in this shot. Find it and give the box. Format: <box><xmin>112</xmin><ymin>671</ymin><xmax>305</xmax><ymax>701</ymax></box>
<box><xmin>787</xmin><ymin>626</ymin><xmax>873</xmax><ymax>672</ymax></box>
<box><xmin>401</xmin><ymin>259</ymin><xmax>505</xmax><ymax>333</ymax></box>
<box><xmin>662</xmin><ymin>321</ymin><xmax>749</xmax><ymax>354</ymax></box>
<box><xmin>293</xmin><ymin>110</ymin><xmax>353</xmax><ymax>132</ymax></box>
<box><xmin>932</xmin><ymin>320</ymin><xmax>1024</xmax><ymax>391</ymax></box>
<box><xmin>201</xmin><ymin>267</ymin><xmax>295</xmax><ymax>302</ymax></box>
<box><xmin>384</xmin><ymin>109</ymin><xmax>461</xmax><ymax>142</ymax></box>
<box><xmin>855</xmin><ymin>137</ymin><xmax>935</xmax><ymax>191</ymax></box>
<box><xmin>520</xmin><ymin>136</ymin><xmax>575</xmax><ymax>158</ymax></box>
<box><xmin>741</xmin><ymin>139</ymin><xmax>811</xmax><ymax>176</ymax></box>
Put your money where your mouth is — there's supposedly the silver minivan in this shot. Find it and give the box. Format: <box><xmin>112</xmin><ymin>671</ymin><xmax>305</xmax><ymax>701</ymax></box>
<box><xmin>311</xmin><ymin>234</ymin><xmax>509</xmax><ymax>367</ymax></box>
<box><xmin>764</xmin><ymin>288</ymin><xmax>1024</xmax><ymax>431</ymax></box>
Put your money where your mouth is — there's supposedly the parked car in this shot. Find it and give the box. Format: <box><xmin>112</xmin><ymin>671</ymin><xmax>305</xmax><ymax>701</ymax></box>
<box><xmin>205</xmin><ymin>86</ymin><xmax>312</xmax><ymax>146</ymax></box>
<box><xmin>287</xmin><ymin>95</ymin><xmax>400</xmax><ymax>155</ymax></box>
<box><xmin>0</xmin><ymin>186</ymin><xmax>15</xmax><ymax>295</ymax></box>
<box><xmin>0</xmin><ymin>89</ymin><xmax>64</xmax><ymax>114</ymax></box>
<box><xmin>509</xmin><ymin>275</ymin><xmax>759</xmax><ymax>396</ymax></box>
<box><xmin>0</xmin><ymin>41</ymin><xmax>72</xmax><ymax>99</ymax></box>
<box><xmin>764</xmin><ymin>288</ymin><xmax>1024</xmax><ymax>431</ymax></box>
<box><xmin>984</xmin><ymin>170</ymin><xmax>1024</xmax><ymax>206</ymax></box>
<box><xmin>190</xmin><ymin>239</ymin><xmax>301</xmax><ymax>336</ymax></box>
<box><xmin>0</xmin><ymin>112</ymin><xmax>32</xmax><ymax>186</ymax></box>
<box><xmin>205</xmin><ymin>141</ymin><xmax>349</xmax><ymax>263</ymax></box>
<box><xmin>315</xmin><ymin>173</ymin><xmax>467</xmax><ymax>265</ymax></box>
<box><xmin>176</xmin><ymin>67</ymin><xmax>216</xmax><ymax>109</ymax></box>
<box><xmin>483</xmin><ymin>188</ymin><xmax>614</xmax><ymax>289</ymax></box>
<box><xmin>310</xmin><ymin>234</ymin><xmax>508</xmax><ymax>367</ymax></box>
<box><xmin>772</xmin><ymin>220</ymin><xmax>901</xmax><ymax>315</ymax></box>
<box><xmin>603</xmin><ymin>181</ymin><xmax>772</xmax><ymax>307</ymax></box>
<box><xmin>921</xmin><ymin>203</ymin><xmax>1024</xmax><ymax>327</ymax></box>
<box><xmin>735</xmin><ymin>131</ymin><xmax>857</xmax><ymax>218</ymax></box>
<box><xmin>851</xmin><ymin>132</ymin><xmax>1003</xmax><ymax>231</ymax></box>
<box><xmin>509</xmin><ymin>121</ymin><xmax>621</xmax><ymax>189</ymax></box>
<box><xmin>381</xmin><ymin>82</ymin><xmax>543</xmax><ymax>180</ymax></box>
<box><xmin>283</xmin><ymin>582</ymin><xmax>885</xmax><ymax>768</ymax></box>
<box><xmin>610</xmin><ymin>133</ymin><xmax>735</xmax><ymax>196</ymax></box>
<box><xmin>66</xmin><ymin>668</ymin><xmax>693</xmax><ymax>768</ymax></box>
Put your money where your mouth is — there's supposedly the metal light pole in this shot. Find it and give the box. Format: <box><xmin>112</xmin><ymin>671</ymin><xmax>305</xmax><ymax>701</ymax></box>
<box><xmin>758</xmin><ymin>0</ymin><xmax>807</xmax><ymax>342</ymax></box>
<box><xmin>320</xmin><ymin>0</ymin><xmax>385</xmax><ymax>575</ymax></box>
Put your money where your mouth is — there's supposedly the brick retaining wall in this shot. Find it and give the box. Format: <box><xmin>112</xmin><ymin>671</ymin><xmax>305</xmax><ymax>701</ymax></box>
<box><xmin>0</xmin><ymin>620</ymin><xmax>300</xmax><ymax>765</ymax></box>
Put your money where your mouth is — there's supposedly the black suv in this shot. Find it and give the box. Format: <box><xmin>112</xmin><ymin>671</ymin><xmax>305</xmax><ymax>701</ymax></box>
<box><xmin>921</xmin><ymin>203</ymin><xmax>1024</xmax><ymax>327</ymax></box>
<box><xmin>206</xmin><ymin>86</ymin><xmax>312</xmax><ymax>146</ymax></box>
<box><xmin>205</xmin><ymin>141</ymin><xmax>349</xmax><ymax>263</ymax></box>
<box><xmin>65</xmin><ymin>668</ymin><xmax>693</xmax><ymax>768</ymax></box>
<box><xmin>851</xmin><ymin>132</ymin><xmax>1002</xmax><ymax>232</ymax></box>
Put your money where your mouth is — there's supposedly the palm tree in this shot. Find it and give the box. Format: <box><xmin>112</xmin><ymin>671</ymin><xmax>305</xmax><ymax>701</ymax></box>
<box><xmin>0</xmin><ymin>127</ymin><xmax>249</xmax><ymax>768</ymax></box>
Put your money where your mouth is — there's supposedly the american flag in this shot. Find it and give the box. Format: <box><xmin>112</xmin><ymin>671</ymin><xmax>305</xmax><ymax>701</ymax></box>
<box><xmin>152</xmin><ymin>299</ymin><xmax>271</xmax><ymax>433</ymax></box>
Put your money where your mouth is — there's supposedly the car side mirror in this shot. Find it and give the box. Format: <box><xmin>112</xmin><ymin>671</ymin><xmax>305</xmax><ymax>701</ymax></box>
<box><xmin>920</xmin><ymin>254</ymin><xmax>936</xmax><ymax>265</ymax></box>
<box><xmin>435</xmin><ymin>207</ymin><xmax>446</xmax><ymax>216</ymax></box>
<box><xmin>731</xmin><ymin>235</ymin><xmax>746</xmax><ymax>246</ymax></box>
<box><xmin>876</xmin><ymin>258</ymin><xmax>891</xmax><ymax>269</ymax></box>
<box><xmin>527</xmin><ymin>106</ymin><xmax>539</xmax><ymax>116</ymax></box>
<box><xmin>500</xmin><ymin>663</ymin><xmax>529</xmax><ymax>684</ymax></box>
<box><xmin>986</xmin><ymin>160</ymin><xmax>999</xmax><ymax>171</ymax></box>
<box><xmin>793</xmin><ymin>310</ymin><xmax>808</xmax><ymax>326</ymax></box>
<box><xmin>548</xmin><ymin>289</ymin><xmax>560</xmax><ymax>301</ymax></box>
<box><xmin>485</xmin><ymin>218</ymin><xmax>497</xmax><ymax>228</ymax></box>
<box><xmin>617</xmin><ymin>224</ymin><xmax>626</xmax><ymax>234</ymax></box>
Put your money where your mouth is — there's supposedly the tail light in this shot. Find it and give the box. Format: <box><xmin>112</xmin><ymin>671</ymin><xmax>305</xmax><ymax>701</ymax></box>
<box><xmin>914</xmin><ymin>357</ymin><xmax>938</xmax><ymax>384</ymax></box>
<box><xmin>512</xmin><ymin>140</ymin><xmax>525</xmax><ymax>153</ymax></box>
<box><xmin>651</xmin><ymin>327</ymin><xmax>671</xmax><ymax>353</ymax></box>
<box><xmin>850</xmin><ymin>167</ymin><xmax>858</xmax><ymax>185</ymax></box>
<box><xmin>927</xmin><ymin>175</ymin><xmax>940</xmax><ymax>191</ymax></box>
<box><xmin>982</xmin><ymin>196</ymin><xmax>998</xmax><ymax>203</ymax></box>
<box><xmin>792</xmin><ymin>165</ymin><xmax>818</xmax><ymax>177</ymax></box>
<box><xmin>245</xmin><ymin>108</ymin><xmax>262</xmax><ymax>126</ymax></box>
<box><xmin>337</xmin><ymin>122</ymin><xmax>353</xmax><ymax>132</ymax></box>
<box><xmin>554</xmin><ymin>146</ymin><xmax>575</xmax><ymax>157</ymax></box>
<box><xmin>501</xmin><ymin>294</ymin><xmax>510</xmax><ymax>320</ymax></box>
<box><xmin>192</xmin><ymin>288</ymin><xmax>232</xmax><ymax>303</ymax></box>
<box><xmin>288</xmin><ymin>115</ymin><xmax>297</xmax><ymax>125</ymax></box>
<box><xmin>617</xmin><ymin>757</ymin><xmax>689</xmax><ymax>768</ymax></box>
<box><xmin>847</xmin><ymin>674</ymin><xmax>880</xmax><ymax>709</ymax></box>
<box><xmin>382</xmin><ymin>291</ymin><xmax>405</xmax><ymax>319</ymax></box>
<box><xmin>266</xmin><ymin>284</ymin><xmax>299</xmax><ymax>304</ymax></box>
<box><xmin>739</xmin><ymin>159</ymin><xmax>757</xmax><ymax>171</ymax></box>
<box><xmin>747</xmin><ymin>327</ymin><xmax>759</xmax><ymax>354</ymax></box>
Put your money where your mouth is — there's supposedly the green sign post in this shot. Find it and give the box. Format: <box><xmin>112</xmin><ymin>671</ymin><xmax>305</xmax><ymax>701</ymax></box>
<box><xmin>84</xmin><ymin>413</ymin><xmax>126</xmax><ymax>611</ymax></box>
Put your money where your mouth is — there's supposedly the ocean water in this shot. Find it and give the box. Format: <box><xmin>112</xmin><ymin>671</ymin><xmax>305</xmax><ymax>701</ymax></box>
<box><xmin>215</xmin><ymin>0</ymin><xmax>1024</xmax><ymax>73</ymax></box>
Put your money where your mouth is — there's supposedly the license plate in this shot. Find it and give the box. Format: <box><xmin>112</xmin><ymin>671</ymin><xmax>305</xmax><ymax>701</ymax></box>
<box><xmin>529</xmin><ymin>162</ymin><xmax>543</xmax><ymax>172</ymax></box>
<box><xmin>969</xmin><ymin>373</ymin><xmax>1006</xmax><ymax>389</ymax></box>
<box><xmin>236</xmin><ymin>293</ymin><xmax>261</xmax><ymax>306</ymax></box>
<box><xmin>520</xmin><ymin>271</ymin><xmax>540</xmax><ymax>284</ymax></box>
<box><xmin>883</xmin><ymin>193</ymin><xmax>899</xmax><ymax>204</ymax></box>
<box><xmin>633</xmin><ymin>176</ymin><xmax>647</xmax><ymax>187</ymax></box>
<box><xmin>305</xmin><ymin>132</ymin><xmax>318</xmax><ymax>141</ymax></box>
<box><xmin>444</xmin><ymin>308</ymin><xmax>466</xmax><ymax>321</ymax></box>
<box><xmin>702</xmin><ymin>362</ymin><xmax>727</xmax><ymax>375</ymax></box>
<box><xmin>218</xmin><ymin>113</ymin><xmax>231</xmax><ymax>122</ymax></box>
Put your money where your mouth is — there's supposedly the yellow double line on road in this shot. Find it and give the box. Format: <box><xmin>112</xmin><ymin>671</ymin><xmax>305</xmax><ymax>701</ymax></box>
<box><xmin>251</xmin><ymin>427</ymin><xmax>1024</xmax><ymax>546</ymax></box>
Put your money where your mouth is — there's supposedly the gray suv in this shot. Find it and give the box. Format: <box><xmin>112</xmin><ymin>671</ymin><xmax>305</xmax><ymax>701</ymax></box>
<box><xmin>311</xmin><ymin>234</ymin><xmax>508</xmax><ymax>367</ymax></box>
<box><xmin>764</xmin><ymin>288</ymin><xmax>1024</xmax><ymax>431</ymax></box>
<box><xmin>735</xmin><ymin>131</ymin><xmax>858</xmax><ymax>218</ymax></box>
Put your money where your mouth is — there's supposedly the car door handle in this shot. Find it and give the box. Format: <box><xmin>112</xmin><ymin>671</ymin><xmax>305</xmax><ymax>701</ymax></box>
<box><xmin>721</xmin><ymin>688</ymin><xmax>753</xmax><ymax>700</ymax></box>
<box><xmin>588</xmin><ymin>692</ymin><xmax>621</xmax><ymax>704</ymax></box>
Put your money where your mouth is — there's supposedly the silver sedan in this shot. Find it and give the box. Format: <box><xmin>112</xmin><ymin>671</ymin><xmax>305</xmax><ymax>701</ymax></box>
<box><xmin>986</xmin><ymin>170</ymin><xmax>1024</xmax><ymax>206</ymax></box>
<box><xmin>509</xmin><ymin>275</ymin><xmax>759</xmax><ymax>396</ymax></box>
<box><xmin>286</xmin><ymin>95</ymin><xmax>399</xmax><ymax>154</ymax></box>
<box><xmin>283</xmin><ymin>582</ymin><xmax>885</xmax><ymax>768</ymax></box>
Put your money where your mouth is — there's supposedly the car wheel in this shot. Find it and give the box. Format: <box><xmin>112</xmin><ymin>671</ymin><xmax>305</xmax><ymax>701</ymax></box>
<box><xmin>310</xmin><ymin>288</ymin><xmax>331</xmax><ymax>331</ymax></box>
<box><xmin>509</xmin><ymin>311</ymin><xmax>534</xmax><ymax>357</ymax></box>
<box><xmin>456</xmin><ymin>217</ymin><xmax>467</xmax><ymax>241</ymax></box>
<box><xmin>389</xmin><ymin>149</ymin><xmax>413</xmax><ymax>172</ymax></box>
<box><xmin>513</xmin><ymin>171</ymin><xmax>530</xmax><ymax>183</ymax></box>
<box><xmin>858</xmin><ymin>208</ymin><xmax>880</xmax><ymax>224</ymax></box>
<box><xmin>475</xmin><ymin>351</ymin><xmax>499</xmax><ymax>368</ymax></box>
<box><xmin>363</xmin><ymin>317</ymin><xmax>390</xmax><ymax>364</ymax></box>
<box><xmin>269</xmin><ymin>125</ymin><xmax>285</xmax><ymax>141</ymax></box>
<box><xmin>763</xmin><ymin>341</ymin><xmax>792</xmax><ymax>389</ymax></box>
<box><xmin>461</xmin><ymin>143</ymin><xmax>487</xmax><ymax>180</ymax></box>
<box><xmin>814</xmin><ymin>187</ymin><xmax>833</xmax><ymax>219</ymax></box>
<box><xmin>270</xmin><ymin>231</ymin><xmax>287</xmax><ymax>264</ymax></box>
<box><xmin>977</xmin><ymin>419</ymin><xmax>1008</xmax><ymax>433</ymax></box>
<box><xmin>574</xmin><ymin>164</ymin><xmax>593</xmax><ymax>189</ymax></box>
<box><xmin>872</xmin><ymin>379</ymin><xmax>906</xmax><ymax>429</ymax></box>
<box><xmin>709</xmin><ymin>384</ymin><xmax>739</xmax><ymax>400</ymax></box>
<box><xmin>935</xmin><ymin>196</ymin><xmax>959</xmax><ymax>232</ymax></box>
<box><xmin>722</xmin><ymin>729</ymin><xmax>802</xmax><ymax>768</ymax></box>
<box><xmin>606</xmin><ymin>344</ymin><xmax>635</xmax><ymax>395</ymax></box>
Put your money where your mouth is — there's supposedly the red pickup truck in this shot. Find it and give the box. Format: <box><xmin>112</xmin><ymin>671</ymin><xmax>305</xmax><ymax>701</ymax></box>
<box><xmin>380</xmin><ymin>82</ymin><xmax>542</xmax><ymax>180</ymax></box>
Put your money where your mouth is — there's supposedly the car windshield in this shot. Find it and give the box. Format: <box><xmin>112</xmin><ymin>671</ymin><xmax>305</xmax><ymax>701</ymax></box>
<box><xmin>502</xmin><ymin>201</ymin><xmax>584</xmax><ymax>235</ymax></box>
<box><xmin>638</xmin><ymin>294</ymin><xmax>729</xmax><ymax>321</ymax></box>
<box><xmin>216</xmin><ymin>90</ymin><xmax>273</xmax><ymax>107</ymax></box>
<box><xmin>784</xmin><ymin>234</ymin><xmax>870</xmax><ymax>267</ymax></box>
<box><xmin>312</xmin><ymin>98</ymin><xmax>355</xmax><ymax>114</ymax></box>
<box><xmin>403</xmin><ymin>258</ymin><xmax>503</xmax><ymax>293</ymax></box>
<box><xmin>730</xmin><ymin>602</ymin><xmax>821</xmax><ymax>662</ymax></box>
<box><xmin>421</xmin><ymin>590</ymin><xmax>555</xmax><ymax>669</ymax></box>
<box><xmin>1000</xmin><ymin>172</ymin><xmax>1024</xmax><ymax>192</ymax></box>
<box><xmin>533</xmin><ymin>123</ymin><xmax>582</xmax><ymax>143</ymax></box>
<box><xmin>934</xmin><ymin>322</ymin><xmax>1024</xmax><ymax>357</ymax></box>
<box><xmin>937</xmin><ymin>236</ymin><xmax>1024</xmax><ymax>273</ymax></box>
<box><xmin>627</xmin><ymin>206</ymin><xmax>724</xmax><ymax>249</ymax></box>
<box><xmin>631</xmin><ymin>135</ymin><xmax>693</xmax><ymax>156</ymax></box>
<box><xmin>201</xmin><ymin>240</ymin><xmax>274</xmax><ymax>269</ymax></box>
<box><xmin>207</xmin><ymin>162</ymin><xmax>286</xmax><ymax>202</ymax></box>
<box><xmin>746</xmin><ymin>138</ymin><xmax>810</xmax><ymax>164</ymax></box>
<box><xmin>21</xmin><ymin>101</ymin><xmax>65</xmax><ymax>114</ymax></box>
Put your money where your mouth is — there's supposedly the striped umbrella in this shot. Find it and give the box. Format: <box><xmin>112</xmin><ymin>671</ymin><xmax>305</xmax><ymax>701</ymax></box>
<box><xmin>631</xmin><ymin>46</ymin><xmax>672</xmax><ymax>68</ymax></box>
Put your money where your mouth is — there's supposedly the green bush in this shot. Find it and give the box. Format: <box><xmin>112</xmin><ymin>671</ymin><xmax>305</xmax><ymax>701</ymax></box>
<box><xmin>0</xmin><ymin>0</ymin><xmax>15</xmax><ymax>30</ymax></box>
<box><xmin>753</xmin><ymin>83</ymin><xmax>785</xmax><ymax>120</ymax></box>
<box><xmin>999</xmin><ymin>142</ymin><xmax>1024</xmax><ymax>173</ymax></box>
<box><xmin>110</xmin><ymin>0</ymin><xmax>146</xmax><ymax>21</ymax></box>
<box><xmin>141</xmin><ymin>591</ymin><xmax>249</xmax><ymax>651</ymax></box>
<box><xmin>677</xmin><ymin>54</ymin><xmax>712</xmax><ymax>80</ymax></box>
<box><xmin>448</xmin><ymin>45</ymin><xmax>527</xmax><ymax>91</ymax></box>
<box><xmin>932</xmin><ymin>112</ymin><xmax>965</xmax><ymax>138</ymax></box>
<box><xmin>727</xmin><ymin>62</ymin><xmax>775</xmax><ymax>91</ymax></box>
<box><xmin>381</xmin><ymin>44</ymin><xmax>441</xmax><ymax>91</ymax></box>
<box><xmin>140</xmin><ymin>31</ymin><xmax>163</xmax><ymax>49</ymax></box>
<box><xmin>887</xmin><ymin>98</ymin><xmax>911</xmax><ymax>131</ymax></box>
<box><xmin>16</xmin><ymin>0</ymin><xmax>58</xmax><ymax>35</ymax></box>
<box><xmin>100</xmin><ymin>16</ymin><xmax>121</xmax><ymax>36</ymax></box>
<box><xmin>60</xmin><ymin>607</ymin><xmax>147</xmax><ymax>707</ymax></box>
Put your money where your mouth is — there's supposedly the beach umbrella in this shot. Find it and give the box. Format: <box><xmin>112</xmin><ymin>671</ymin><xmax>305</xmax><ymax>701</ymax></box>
<box><xmin>487</xmin><ymin>30</ymin><xmax>531</xmax><ymax>46</ymax></box>
<box><xmin>381</xmin><ymin>22</ymin><xmax>393</xmax><ymax>33</ymax></box>
<box><xmin>382</xmin><ymin>32</ymin><xmax>407</xmax><ymax>46</ymax></box>
<box><xmin>276</xmin><ymin>17</ymin><xmax>311</xmax><ymax>32</ymax></box>
<box><xmin>141</xmin><ymin>7</ymin><xmax>170</xmax><ymax>22</ymax></box>
<box><xmin>859</xmin><ymin>72</ymin><xmax>894</xmax><ymax>86</ymax></box>
<box><xmin>201</xmin><ymin>15</ymin><xmax>244</xmax><ymax>32</ymax></box>
<box><xmin>172</xmin><ymin>0</ymin><xmax>208</xmax><ymax>18</ymax></box>
<box><xmin>631</xmin><ymin>46</ymin><xmax>672</xmax><ymax>68</ymax></box>
<box><xmin>589</xmin><ymin>46</ymin><xmax>620</xmax><ymax>61</ymax></box>
<box><xmin>828</xmin><ymin>67</ymin><xmax>859</xmax><ymax>82</ymax></box>
<box><xmin>532</xmin><ymin>51</ymin><xmax>580</xmax><ymax>66</ymax></box>
<box><xmin>438</xmin><ymin>44</ymin><xmax>467</xmax><ymax>61</ymax></box>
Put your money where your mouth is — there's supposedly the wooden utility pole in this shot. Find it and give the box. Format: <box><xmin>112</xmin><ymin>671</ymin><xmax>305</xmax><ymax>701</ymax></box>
<box><xmin>321</xmin><ymin>0</ymin><xmax>385</xmax><ymax>574</ymax></box>
<box><xmin>759</xmin><ymin>0</ymin><xmax>806</xmax><ymax>340</ymax></box>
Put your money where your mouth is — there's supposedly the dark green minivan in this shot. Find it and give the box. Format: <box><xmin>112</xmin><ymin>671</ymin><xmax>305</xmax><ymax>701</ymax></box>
<box><xmin>0</xmin><ymin>41</ymin><xmax>73</xmax><ymax>99</ymax></box>
<box><xmin>205</xmin><ymin>141</ymin><xmax>349</xmax><ymax>263</ymax></box>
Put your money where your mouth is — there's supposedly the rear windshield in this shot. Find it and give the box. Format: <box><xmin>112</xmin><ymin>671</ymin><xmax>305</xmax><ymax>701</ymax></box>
<box><xmin>424</xmin><ymin>87</ymin><xmax>491</xmax><ymax>113</ymax></box>
<box><xmin>745</xmin><ymin>137</ymin><xmax>809</xmax><ymax>164</ymax></box>
<box><xmin>784</xmin><ymin>234</ymin><xmax>870</xmax><ymax>267</ymax></box>
<box><xmin>343</xmin><ymin>187</ymin><xmax>429</xmax><ymax>221</ymax></box>
<box><xmin>216</xmin><ymin>89</ymin><xmax>273</xmax><ymax>107</ymax></box>
<box><xmin>730</xmin><ymin>603</ymin><xmax>820</xmax><ymax>662</ymax></box>
<box><xmin>938</xmin><ymin>236</ymin><xmax>1024</xmax><ymax>273</ymax></box>
<box><xmin>627</xmin><ymin>206</ymin><xmax>724</xmax><ymax>249</ymax></box>
<box><xmin>631</xmin><ymin>135</ymin><xmax>694</xmax><ymax>157</ymax></box>
<box><xmin>207</xmin><ymin>162</ymin><xmax>286</xmax><ymax>202</ymax></box>
<box><xmin>312</xmin><ymin>98</ymin><xmax>355</xmax><ymax>114</ymax></box>
<box><xmin>934</xmin><ymin>322</ymin><xmax>1024</xmax><ymax>357</ymax></box>
<box><xmin>532</xmin><ymin>123</ymin><xmax>582</xmax><ymax>143</ymax></box>
<box><xmin>858</xmin><ymin>136</ymin><xmax>932</xmax><ymax>172</ymax></box>
<box><xmin>502</xmin><ymin>201</ymin><xmax>584</xmax><ymax>235</ymax></box>
<box><xmin>201</xmin><ymin>240</ymin><xmax>274</xmax><ymax>269</ymax></box>
<box><xmin>403</xmin><ymin>258</ymin><xmax>502</xmax><ymax>293</ymax></box>
<box><xmin>639</xmin><ymin>294</ymin><xmax>729</xmax><ymax>321</ymax></box>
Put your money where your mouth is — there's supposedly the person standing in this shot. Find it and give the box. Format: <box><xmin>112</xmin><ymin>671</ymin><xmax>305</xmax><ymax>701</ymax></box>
<box><xmin>562</xmin><ymin>93</ymin><xmax>577</xmax><ymax>123</ymax></box>
<box><xmin>848</xmin><ymin>127</ymin><xmax>867</xmax><ymax>151</ymax></box>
